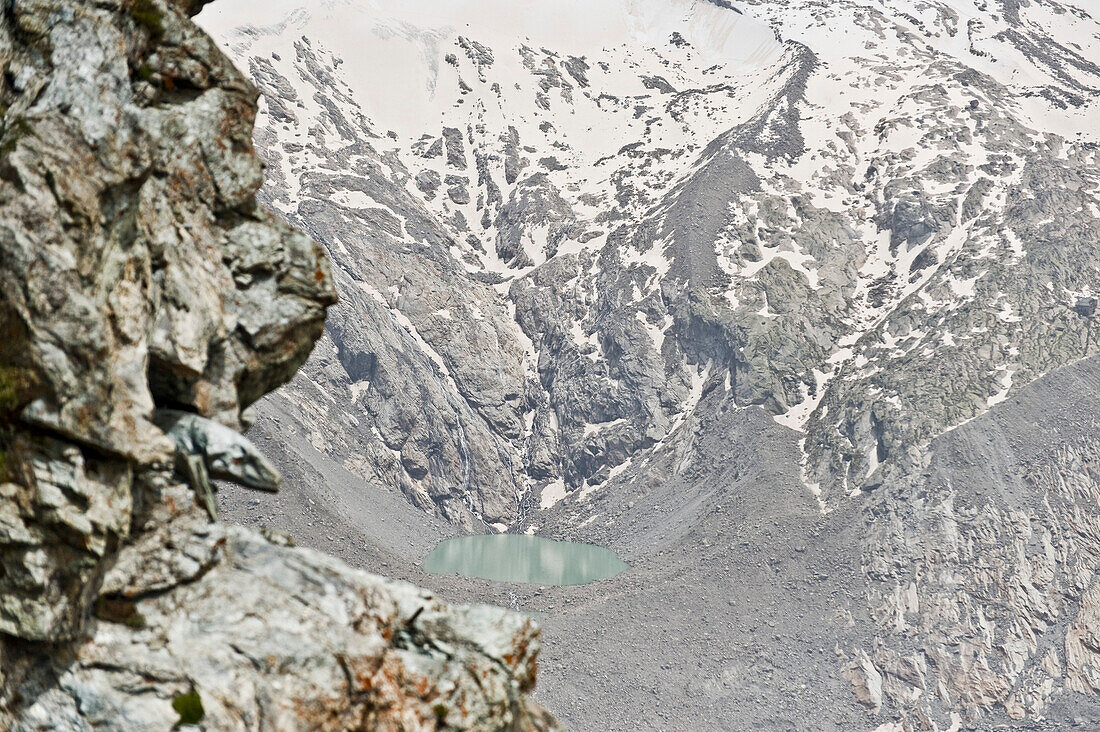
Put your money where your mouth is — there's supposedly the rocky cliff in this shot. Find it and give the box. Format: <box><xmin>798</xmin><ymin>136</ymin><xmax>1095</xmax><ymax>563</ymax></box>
<box><xmin>196</xmin><ymin>0</ymin><xmax>1100</xmax><ymax>728</ymax></box>
<box><xmin>204</xmin><ymin>0</ymin><xmax>1100</xmax><ymax>527</ymax></box>
<box><xmin>0</xmin><ymin>0</ymin><xmax>555</xmax><ymax>729</ymax></box>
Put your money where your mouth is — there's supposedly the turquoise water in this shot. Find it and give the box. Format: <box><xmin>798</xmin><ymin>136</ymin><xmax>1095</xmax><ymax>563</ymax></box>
<box><xmin>423</xmin><ymin>534</ymin><xmax>629</xmax><ymax>586</ymax></box>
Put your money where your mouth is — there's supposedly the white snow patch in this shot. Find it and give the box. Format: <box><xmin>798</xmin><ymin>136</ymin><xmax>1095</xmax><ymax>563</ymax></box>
<box><xmin>584</xmin><ymin>418</ymin><xmax>626</xmax><ymax>437</ymax></box>
<box><xmin>773</xmin><ymin>368</ymin><xmax>830</xmax><ymax>432</ymax></box>
<box><xmin>986</xmin><ymin>367</ymin><xmax>1015</xmax><ymax>408</ymax></box>
<box><xmin>539</xmin><ymin>478</ymin><xmax>566</xmax><ymax>510</ymax></box>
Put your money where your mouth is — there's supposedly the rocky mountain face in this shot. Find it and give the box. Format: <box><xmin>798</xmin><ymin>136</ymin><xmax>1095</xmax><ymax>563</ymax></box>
<box><xmin>195</xmin><ymin>0</ymin><xmax>1100</xmax><ymax>728</ymax></box>
<box><xmin>0</xmin><ymin>0</ymin><xmax>555</xmax><ymax>729</ymax></box>
<box><xmin>204</xmin><ymin>0</ymin><xmax>1100</xmax><ymax>525</ymax></box>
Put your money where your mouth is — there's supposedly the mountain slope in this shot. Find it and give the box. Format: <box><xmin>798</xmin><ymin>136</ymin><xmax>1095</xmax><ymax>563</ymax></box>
<box><xmin>201</xmin><ymin>0</ymin><xmax>1100</xmax><ymax>523</ymax></box>
<box><xmin>198</xmin><ymin>0</ymin><xmax>1100</xmax><ymax>727</ymax></box>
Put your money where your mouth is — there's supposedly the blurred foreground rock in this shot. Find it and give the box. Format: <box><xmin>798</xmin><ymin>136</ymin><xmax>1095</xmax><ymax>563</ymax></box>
<box><xmin>0</xmin><ymin>0</ymin><xmax>556</xmax><ymax>728</ymax></box>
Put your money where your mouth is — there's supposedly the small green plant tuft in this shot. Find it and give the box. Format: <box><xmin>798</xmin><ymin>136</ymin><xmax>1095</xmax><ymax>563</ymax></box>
<box><xmin>0</xmin><ymin>366</ymin><xmax>38</xmax><ymax>420</ymax></box>
<box><xmin>136</xmin><ymin>62</ymin><xmax>155</xmax><ymax>82</ymax></box>
<box><xmin>130</xmin><ymin>0</ymin><xmax>165</xmax><ymax>41</ymax></box>
<box><xmin>172</xmin><ymin>691</ymin><xmax>204</xmax><ymax>726</ymax></box>
<box><xmin>0</xmin><ymin>368</ymin><xmax>18</xmax><ymax>413</ymax></box>
<box><xmin>432</xmin><ymin>703</ymin><xmax>449</xmax><ymax>724</ymax></box>
<box><xmin>124</xmin><ymin>610</ymin><xmax>148</xmax><ymax>629</ymax></box>
<box><xmin>0</xmin><ymin>116</ymin><xmax>33</xmax><ymax>156</ymax></box>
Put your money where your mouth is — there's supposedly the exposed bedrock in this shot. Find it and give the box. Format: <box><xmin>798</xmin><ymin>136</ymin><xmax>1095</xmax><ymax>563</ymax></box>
<box><xmin>0</xmin><ymin>0</ymin><xmax>556</xmax><ymax>728</ymax></box>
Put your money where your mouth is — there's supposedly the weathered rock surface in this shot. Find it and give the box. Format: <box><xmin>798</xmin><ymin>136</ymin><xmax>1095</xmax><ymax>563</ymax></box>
<box><xmin>848</xmin><ymin>359</ymin><xmax>1100</xmax><ymax>726</ymax></box>
<box><xmin>0</xmin><ymin>0</ymin><xmax>556</xmax><ymax>728</ymax></box>
<box><xmin>156</xmin><ymin>409</ymin><xmax>281</xmax><ymax>492</ymax></box>
<box><xmin>8</xmin><ymin>524</ymin><xmax>551</xmax><ymax>731</ymax></box>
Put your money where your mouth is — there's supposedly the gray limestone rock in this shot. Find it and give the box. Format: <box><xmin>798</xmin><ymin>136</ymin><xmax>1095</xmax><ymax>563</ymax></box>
<box><xmin>415</xmin><ymin>168</ymin><xmax>442</xmax><ymax>199</ymax></box>
<box><xmin>6</xmin><ymin>526</ymin><xmax>555</xmax><ymax>732</ymax></box>
<box><xmin>0</xmin><ymin>0</ymin><xmax>338</xmax><ymax>641</ymax></box>
<box><xmin>0</xmin><ymin>0</ymin><xmax>557</xmax><ymax>728</ymax></box>
<box><xmin>443</xmin><ymin>126</ymin><xmax>468</xmax><ymax>170</ymax></box>
<box><xmin>155</xmin><ymin>409</ymin><xmax>281</xmax><ymax>492</ymax></box>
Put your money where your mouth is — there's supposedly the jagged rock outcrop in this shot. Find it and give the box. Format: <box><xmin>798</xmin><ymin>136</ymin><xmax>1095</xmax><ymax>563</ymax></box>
<box><xmin>842</xmin><ymin>358</ymin><xmax>1100</xmax><ymax>727</ymax></box>
<box><xmin>9</xmin><ymin>523</ymin><xmax>554</xmax><ymax>730</ymax></box>
<box><xmin>156</xmin><ymin>409</ymin><xmax>281</xmax><ymax>492</ymax></box>
<box><xmin>0</xmin><ymin>0</ymin><xmax>555</xmax><ymax>728</ymax></box>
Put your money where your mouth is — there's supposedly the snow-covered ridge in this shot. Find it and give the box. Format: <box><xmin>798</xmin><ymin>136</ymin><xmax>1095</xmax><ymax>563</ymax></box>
<box><xmin>202</xmin><ymin>0</ymin><xmax>793</xmax><ymax>283</ymax></box>
<box><xmin>198</xmin><ymin>0</ymin><xmax>1100</xmax><ymax>525</ymax></box>
<box><xmin>202</xmin><ymin>0</ymin><xmax>782</xmax><ymax>139</ymax></box>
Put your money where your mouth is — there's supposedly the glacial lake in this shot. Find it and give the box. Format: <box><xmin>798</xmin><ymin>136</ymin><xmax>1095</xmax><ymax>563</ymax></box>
<box><xmin>424</xmin><ymin>534</ymin><xmax>629</xmax><ymax>586</ymax></box>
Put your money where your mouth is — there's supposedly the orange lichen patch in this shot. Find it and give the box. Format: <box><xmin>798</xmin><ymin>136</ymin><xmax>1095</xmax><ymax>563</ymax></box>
<box><xmin>501</xmin><ymin>624</ymin><xmax>540</xmax><ymax>690</ymax></box>
<box><xmin>285</xmin><ymin>692</ymin><xmax>356</xmax><ymax>732</ymax></box>
<box><xmin>352</xmin><ymin>608</ymin><xmax>392</xmax><ymax>637</ymax></box>
<box><xmin>341</xmin><ymin>652</ymin><xmax>387</xmax><ymax>694</ymax></box>
<box><xmin>191</xmin><ymin>381</ymin><xmax>215</xmax><ymax>416</ymax></box>
<box><xmin>347</xmin><ymin>652</ymin><xmax>457</xmax><ymax>730</ymax></box>
<box><xmin>75</xmin><ymin>403</ymin><xmax>95</xmax><ymax>426</ymax></box>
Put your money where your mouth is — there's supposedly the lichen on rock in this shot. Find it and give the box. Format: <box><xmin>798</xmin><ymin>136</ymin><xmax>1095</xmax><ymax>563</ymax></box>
<box><xmin>0</xmin><ymin>0</ymin><xmax>556</xmax><ymax>728</ymax></box>
<box><xmin>0</xmin><ymin>0</ymin><xmax>333</xmax><ymax>643</ymax></box>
